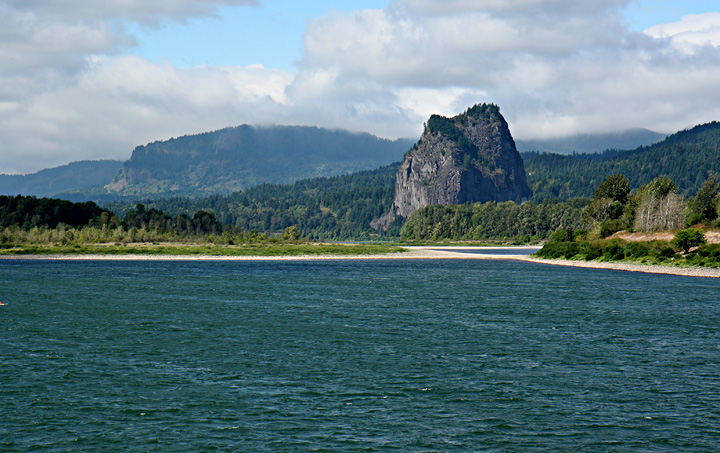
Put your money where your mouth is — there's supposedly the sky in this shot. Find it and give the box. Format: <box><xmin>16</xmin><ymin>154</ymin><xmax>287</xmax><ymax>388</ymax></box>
<box><xmin>2</xmin><ymin>0</ymin><xmax>720</xmax><ymax>174</ymax></box>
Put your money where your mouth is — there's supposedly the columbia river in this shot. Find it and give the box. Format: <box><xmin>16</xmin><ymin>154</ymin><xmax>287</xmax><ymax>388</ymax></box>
<box><xmin>2</xmin><ymin>258</ymin><xmax>719</xmax><ymax>451</ymax></box>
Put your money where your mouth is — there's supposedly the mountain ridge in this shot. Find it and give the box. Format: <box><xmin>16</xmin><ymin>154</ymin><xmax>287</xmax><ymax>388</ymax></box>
<box><xmin>104</xmin><ymin>124</ymin><xmax>415</xmax><ymax>198</ymax></box>
<box><xmin>0</xmin><ymin>160</ymin><xmax>123</xmax><ymax>198</ymax></box>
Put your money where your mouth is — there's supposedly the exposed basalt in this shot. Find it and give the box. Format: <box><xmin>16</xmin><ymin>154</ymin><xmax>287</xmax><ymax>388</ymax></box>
<box><xmin>373</xmin><ymin>104</ymin><xmax>531</xmax><ymax>229</ymax></box>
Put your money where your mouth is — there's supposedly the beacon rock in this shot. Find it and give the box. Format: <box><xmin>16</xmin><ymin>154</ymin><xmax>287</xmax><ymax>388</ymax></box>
<box><xmin>373</xmin><ymin>104</ymin><xmax>531</xmax><ymax>229</ymax></box>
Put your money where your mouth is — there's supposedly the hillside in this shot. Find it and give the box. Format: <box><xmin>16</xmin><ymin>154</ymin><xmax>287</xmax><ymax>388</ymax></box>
<box><xmin>99</xmin><ymin>120</ymin><xmax>720</xmax><ymax>240</ymax></box>
<box><xmin>524</xmin><ymin>121</ymin><xmax>720</xmax><ymax>201</ymax></box>
<box><xmin>0</xmin><ymin>160</ymin><xmax>123</xmax><ymax>198</ymax></box>
<box><xmin>103</xmin><ymin>163</ymin><xmax>401</xmax><ymax>240</ymax></box>
<box><xmin>104</xmin><ymin>125</ymin><xmax>415</xmax><ymax>198</ymax></box>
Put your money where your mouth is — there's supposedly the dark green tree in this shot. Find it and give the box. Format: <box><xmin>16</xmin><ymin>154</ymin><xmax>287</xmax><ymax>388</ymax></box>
<box><xmin>593</xmin><ymin>174</ymin><xmax>631</xmax><ymax>204</ymax></box>
<box><xmin>687</xmin><ymin>174</ymin><xmax>719</xmax><ymax>224</ymax></box>
<box><xmin>672</xmin><ymin>228</ymin><xmax>706</xmax><ymax>253</ymax></box>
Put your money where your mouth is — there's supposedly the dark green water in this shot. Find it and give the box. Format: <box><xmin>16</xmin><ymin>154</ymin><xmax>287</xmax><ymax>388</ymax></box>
<box><xmin>2</xmin><ymin>259</ymin><xmax>719</xmax><ymax>451</ymax></box>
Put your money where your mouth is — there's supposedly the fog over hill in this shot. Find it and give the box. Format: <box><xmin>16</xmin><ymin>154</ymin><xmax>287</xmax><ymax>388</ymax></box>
<box><xmin>515</xmin><ymin>128</ymin><xmax>667</xmax><ymax>154</ymax></box>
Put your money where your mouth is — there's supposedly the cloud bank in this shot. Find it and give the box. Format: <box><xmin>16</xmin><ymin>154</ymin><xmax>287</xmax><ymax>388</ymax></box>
<box><xmin>2</xmin><ymin>0</ymin><xmax>720</xmax><ymax>173</ymax></box>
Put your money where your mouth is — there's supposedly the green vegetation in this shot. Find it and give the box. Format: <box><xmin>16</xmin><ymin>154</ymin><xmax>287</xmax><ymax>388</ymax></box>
<box><xmin>523</xmin><ymin>122</ymin><xmax>720</xmax><ymax>201</ymax></box>
<box><xmin>425</xmin><ymin>103</ymin><xmax>508</xmax><ymax>165</ymax></box>
<box><xmin>48</xmin><ymin>119</ymin><xmax>720</xmax><ymax>244</ymax></box>
<box><xmin>534</xmin><ymin>173</ymin><xmax>719</xmax><ymax>268</ymax></box>
<box><xmin>400</xmin><ymin>198</ymin><xmax>589</xmax><ymax>242</ymax></box>
<box><xmin>5</xmin><ymin>119</ymin><xmax>720</xmax><ymax>256</ymax></box>
<box><xmin>0</xmin><ymin>195</ymin><xmax>111</xmax><ymax>229</ymax></box>
<box><xmin>0</xmin><ymin>193</ymin><xmax>403</xmax><ymax>257</ymax></box>
<box><xmin>103</xmin><ymin>164</ymin><xmax>401</xmax><ymax>240</ymax></box>
<box><xmin>0</xmin><ymin>160</ymin><xmax>122</xmax><ymax>198</ymax></box>
<box><xmin>672</xmin><ymin>228</ymin><xmax>707</xmax><ymax>253</ymax></box>
<box><xmin>0</xmin><ymin>242</ymin><xmax>404</xmax><ymax>257</ymax></box>
<box><xmin>535</xmin><ymin>229</ymin><xmax>720</xmax><ymax>268</ymax></box>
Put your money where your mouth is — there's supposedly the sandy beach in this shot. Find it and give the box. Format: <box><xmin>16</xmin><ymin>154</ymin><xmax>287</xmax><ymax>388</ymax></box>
<box><xmin>2</xmin><ymin>245</ymin><xmax>719</xmax><ymax>278</ymax></box>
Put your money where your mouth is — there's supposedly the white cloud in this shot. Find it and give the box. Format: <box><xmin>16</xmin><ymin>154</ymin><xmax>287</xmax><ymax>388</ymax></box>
<box><xmin>646</xmin><ymin>12</ymin><xmax>720</xmax><ymax>51</ymax></box>
<box><xmin>3</xmin><ymin>0</ymin><xmax>720</xmax><ymax>174</ymax></box>
<box><xmin>292</xmin><ymin>0</ymin><xmax>720</xmax><ymax>141</ymax></box>
<box><xmin>1</xmin><ymin>56</ymin><xmax>294</xmax><ymax>173</ymax></box>
<box><xmin>6</xmin><ymin>0</ymin><xmax>257</xmax><ymax>24</ymax></box>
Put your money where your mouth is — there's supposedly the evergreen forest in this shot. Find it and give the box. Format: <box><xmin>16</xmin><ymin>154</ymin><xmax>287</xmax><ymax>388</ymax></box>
<box><xmin>3</xmin><ymin>121</ymin><xmax>720</xmax><ymax>244</ymax></box>
<box><xmin>523</xmin><ymin>121</ymin><xmax>720</xmax><ymax>201</ymax></box>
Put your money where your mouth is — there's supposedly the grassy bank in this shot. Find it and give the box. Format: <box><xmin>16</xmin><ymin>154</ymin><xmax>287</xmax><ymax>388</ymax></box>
<box><xmin>0</xmin><ymin>242</ymin><xmax>406</xmax><ymax>257</ymax></box>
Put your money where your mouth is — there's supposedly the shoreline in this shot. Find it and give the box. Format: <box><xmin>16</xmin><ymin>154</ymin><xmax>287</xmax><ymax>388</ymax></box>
<box><xmin>2</xmin><ymin>246</ymin><xmax>718</xmax><ymax>278</ymax></box>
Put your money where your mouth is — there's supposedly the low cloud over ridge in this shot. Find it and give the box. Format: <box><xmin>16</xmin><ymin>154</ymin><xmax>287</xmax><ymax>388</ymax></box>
<box><xmin>2</xmin><ymin>0</ymin><xmax>720</xmax><ymax>173</ymax></box>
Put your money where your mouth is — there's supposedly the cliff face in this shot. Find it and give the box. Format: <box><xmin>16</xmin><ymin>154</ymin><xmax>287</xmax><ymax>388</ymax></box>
<box><xmin>373</xmin><ymin>104</ymin><xmax>531</xmax><ymax>228</ymax></box>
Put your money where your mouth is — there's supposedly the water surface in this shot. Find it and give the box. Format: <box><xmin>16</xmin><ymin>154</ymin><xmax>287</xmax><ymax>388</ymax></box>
<box><xmin>2</xmin><ymin>259</ymin><xmax>719</xmax><ymax>451</ymax></box>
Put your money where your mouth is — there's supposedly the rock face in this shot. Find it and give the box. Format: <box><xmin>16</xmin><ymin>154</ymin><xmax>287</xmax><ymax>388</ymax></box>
<box><xmin>373</xmin><ymin>104</ymin><xmax>531</xmax><ymax>229</ymax></box>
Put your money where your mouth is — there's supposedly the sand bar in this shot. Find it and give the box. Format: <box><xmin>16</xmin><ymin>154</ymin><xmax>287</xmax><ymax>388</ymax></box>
<box><xmin>2</xmin><ymin>246</ymin><xmax>718</xmax><ymax>278</ymax></box>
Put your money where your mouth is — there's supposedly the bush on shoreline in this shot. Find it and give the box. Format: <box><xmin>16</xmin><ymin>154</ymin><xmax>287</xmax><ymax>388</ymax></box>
<box><xmin>535</xmin><ymin>230</ymin><xmax>719</xmax><ymax>268</ymax></box>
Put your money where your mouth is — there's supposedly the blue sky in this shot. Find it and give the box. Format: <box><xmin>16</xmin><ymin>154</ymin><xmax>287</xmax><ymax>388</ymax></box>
<box><xmin>625</xmin><ymin>0</ymin><xmax>720</xmax><ymax>28</ymax></box>
<box><xmin>128</xmin><ymin>1</ymin><xmax>391</xmax><ymax>69</ymax></box>
<box><xmin>2</xmin><ymin>0</ymin><xmax>720</xmax><ymax>174</ymax></box>
<box><xmin>132</xmin><ymin>0</ymin><xmax>718</xmax><ymax>68</ymax></box>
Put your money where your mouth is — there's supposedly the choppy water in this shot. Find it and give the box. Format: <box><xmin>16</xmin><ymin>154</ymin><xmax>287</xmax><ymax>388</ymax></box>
<box><xmin>2</xmin><ymin>258</ymin><xmax>719</xmax><ymax>451</ymax></box>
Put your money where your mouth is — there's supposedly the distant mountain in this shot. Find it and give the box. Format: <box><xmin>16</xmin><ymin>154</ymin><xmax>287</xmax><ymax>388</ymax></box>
<box><xmin>99</xmin><ymin>120</ymin><xmax>720</xmax><ymax>240</ymax></box>
<box><xmin>0</xmin><ymin>160</ymin><xmax>123</xmax><ymax>198</ymax></box>
<box><xmin>516</xmin><ymin>128</ymin><xmax>666</xmax><ymax>154</ymax></box>
<box><xmin>103</xmin><ymin>125</ymin><xmax>415</xmax><ymax>199</ymax></box>
<box><xmin>523</xmin><ymin>121</ymin><xmax>720</xmax><ymax>201</ymax></box>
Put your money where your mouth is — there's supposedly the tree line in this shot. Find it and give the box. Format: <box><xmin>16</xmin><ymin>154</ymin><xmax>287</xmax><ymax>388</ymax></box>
<box><xmin>103</xmin><ymin>163</ymin><xmax>401</xmax><ymax>240</ymax></box>
<box><xmin>401</xmin><ymin>172</ymin><xmax>719</xmax><ymax>242</ymax></box>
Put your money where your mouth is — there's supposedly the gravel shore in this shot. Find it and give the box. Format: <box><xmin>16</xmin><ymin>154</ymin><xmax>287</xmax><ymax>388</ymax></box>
<box><xmin>2</xmin><ymin>246</ymin><xmax>718</xmax><ymax>278</ymax></box>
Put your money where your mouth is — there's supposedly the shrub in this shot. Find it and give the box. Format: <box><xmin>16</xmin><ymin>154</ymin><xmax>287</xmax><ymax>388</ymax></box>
<box><xmin>697</xmin><ymin>244</ymin><xmax>720</xmax><ymax>259</ymax></box>
<box><xmin>603</xmin><ymin>244</ymin><xmax>625</xmax><ymax>260</ymax></box>
<box><xmin>598</xmin><ymin>219</ymin><xmax>625</xmax><ymax>238</ymax></box>
<box><xmin>584</xmin><ymin>249</ymin><xmax>602</xmax><ymax>260</ymax></box>
<box><xmin>536</xmin><ymin>241</ymin><xmax>582</xmax><ymax>259</ymax></box>
<box><xmin>624</xmin><ymin>241</ymin><xmax>651</xmax><ymax>258</ymax></box>
<box><xmin>550</xmin><ymin>228</ymin><xmax>575</xmax><ymax>243</ymax></box>
<box><xmin>672</xmin><ymin>228</ymin><xmax>707</xmax><ymax>253</ymax></box>
<box><xmin>658</xmin><ymin>246</ymin><xmax>677</xmax><ymax>259</ymax></box>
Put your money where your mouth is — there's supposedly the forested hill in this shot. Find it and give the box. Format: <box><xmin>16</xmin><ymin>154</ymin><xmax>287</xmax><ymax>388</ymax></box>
<box><xmin>0</xmin><ymin>160</ymin><xmax>123</xmax><ymax>198</ymax></box>
<box><xmin>98</xmin><ymin>120</ymin><xmax>720</xmax><ymax>239</ymax></box>
<box><xmin>523</xmin><ymin>121</ymin><xmax>720</xmax><ymax>201</ymax></box>
<box><xmin>104</xmin><ymin>163</ymin><xmax>402</xmax><ymax>240</ymax></box>
<box><xmin>104</xmin><ymin>125</ymin><xmax>415</xmax><ymax>199</ymax></box>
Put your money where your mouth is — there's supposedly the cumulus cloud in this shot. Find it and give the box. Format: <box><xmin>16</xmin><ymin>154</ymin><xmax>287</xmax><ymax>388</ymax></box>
<box><xmin>293</xmin><ymin>0</ymin><xmax>720</xmax><ymax>140</ymax></box>
<box><xmin>3</xmin><ymin>0</ymin><xmax>720</xmax><ymax>174</ymax></box>
<box><xmin>6</xmin><ymin>0</ymin><xmax>257</xmax><ymax>24</ymax></box>
<box><xmin>0</xmin><ymin>0</ymin><xmax>260</xmax><ymax>174</ymax></box>
<box><xmin>646</xmin><ymin>12</ymin><xmax>720</xmax><ymax>50</ymax></box>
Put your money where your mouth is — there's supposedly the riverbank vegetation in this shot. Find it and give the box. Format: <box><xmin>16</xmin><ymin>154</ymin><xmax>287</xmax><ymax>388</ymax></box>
<box><xmin>0</xmin><ymin>242</ymin><xmax>403</xmax><ymax>257</ymax></box>
<box><xmin>535</xmin><ymin>227</ymin><xmax>720</xmax><ymax>268</ymax></box>
<box><xmin>0</xmin><ymin>194</ymin><xmax>402</xmax><ymax>256</ymax></box>
<box><xmin>404</xmin><ymin>172</ymin><xmax>719</xmax><ymax>242</ymax></box>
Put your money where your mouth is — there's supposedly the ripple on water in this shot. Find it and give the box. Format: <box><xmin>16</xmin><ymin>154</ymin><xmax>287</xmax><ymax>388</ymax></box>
<box><xmin>1</xmin><ymin>259</ymin><xmax>719</xmax><ymax>451</ymax></box>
